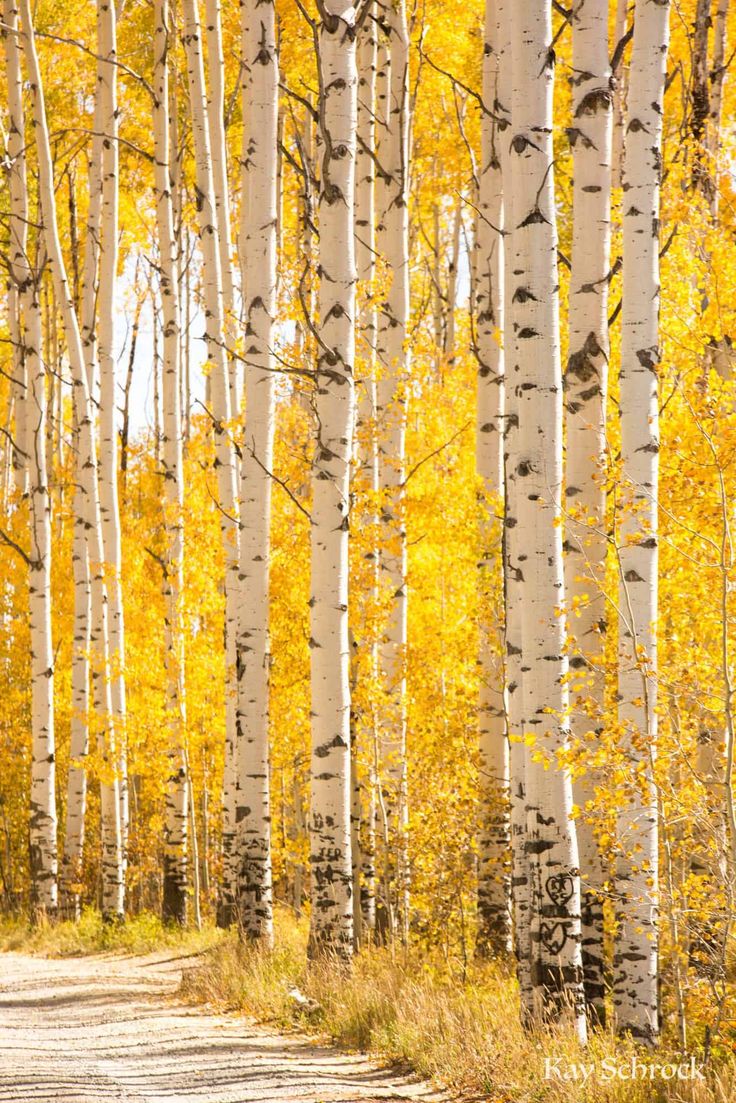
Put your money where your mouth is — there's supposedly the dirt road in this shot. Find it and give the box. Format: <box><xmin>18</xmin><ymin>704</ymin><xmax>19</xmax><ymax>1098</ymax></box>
<box><xmin>0</xmin><ymin>952</ymin><xmax>443</xmax><ymax>1102</ymax></box>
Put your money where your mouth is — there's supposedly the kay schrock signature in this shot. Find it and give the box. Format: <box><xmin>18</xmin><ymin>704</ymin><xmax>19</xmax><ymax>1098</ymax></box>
<box><xmin>544</xmin><ymin>1056</ymin><xmax>706</xmax><ymax>1083</ymax></box>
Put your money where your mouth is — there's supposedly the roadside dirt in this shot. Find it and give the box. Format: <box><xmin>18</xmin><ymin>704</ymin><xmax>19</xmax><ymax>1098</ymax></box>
<box><xmin>0</xmin><ymin>951</ymin><xmax>445</xmax><ymax>1102</ymax></box>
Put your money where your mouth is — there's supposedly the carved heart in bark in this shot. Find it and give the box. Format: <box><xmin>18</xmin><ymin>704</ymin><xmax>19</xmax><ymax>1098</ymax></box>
<box><xmin>546</xmin><ymin>873</ymin><xmax>574</xmax><ymax>907</ymax></box>
<box><xmin>539</xmin><ymin>921</ymin><xmax>568</xmax><ymax>956</ymax></box>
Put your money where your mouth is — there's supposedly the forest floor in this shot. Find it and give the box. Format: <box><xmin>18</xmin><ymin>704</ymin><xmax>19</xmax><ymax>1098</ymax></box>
<box><xmin>0</xmin><ymin>950</ymin><xmax>445</xmax><ymax>1103</ymax></box>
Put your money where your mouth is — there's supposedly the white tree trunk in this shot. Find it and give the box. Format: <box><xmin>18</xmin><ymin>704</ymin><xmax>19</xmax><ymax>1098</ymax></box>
<box><xmin>708</xmin><ymin>0</ymin><xmax>729</xmax><ymax>216</ymax></box>
<box><xmin>475</xmin><ymin>0</ymin><xmax>511</xmax><ymax>959</ymax></box>
<box><xmin>181</xmin><ymin>0</ymin><xmax>240</xmax><ymax>925</ymax></box>
<box><xmin>614</xmin><ymin>0</ymin><xmax>670</xmax><ymax>1045</ymax></box>
<box><xmin>375</xmin><ymin>0</ymin><xmax>410</xmax><ymax>945</ymax></box>
<box><xmin>2</xmin><ymin>0</ymin><xmax>29</xmax><ymax>500</ymax></box>
<box><xmin>509</xmin><ymin>0</ymin><xmax>586</xmax><ymax>1039</ymax></box>
<box><xmin>610</xmin><ymin>0</ymin><xmax>629</xmax><ymax>190</ymax></box>
<box><xmin>96</xmin><ymin>0</ymin><xmax>129</xmax><ymax>897</ymax></box>
<box><xmin>26</xmin><ymin>272</ymin><xmax>58</xmax><ymax>916</ymax></box>
<box><xmin>308</xmin><ymin>0</ymin><xmax>360</xmax><ymax>960</ymax></box>
<box><xmin>236</xmin><ymin>0</ymin><xmax>278</xmax><ymax>943</ymax></box>
<box><xmin>353</xmin><ymin>7</ymin><xmax>379</xmax><ymax>944</ymax></box>
<box><xmin>19</xmin><ymin>0</ymin><xmax>124</xmax><ymax>920</ymax></box>
<box><xmin>60</xmin><ymin>463</ymin><xmax>91</xmax><ymax>920</ymax></box>
<box><xmin>566</xmin><ymin>0</ymin><xmax>612</xmax><ymax>1025</ymax></box>
<box><xmin>155</xmin><ymin>0</ymin><xmax>189</xmax><ymax>926</ymax></box>
<box><xmin>493</xmin><ymin>0</ymin><xmax>532</xmax><ymax>1012</ymax></box>
<box><xmin>204</xmin><ymin>0</ymin><xmax>239</xmax><ymax>415</ymax></box>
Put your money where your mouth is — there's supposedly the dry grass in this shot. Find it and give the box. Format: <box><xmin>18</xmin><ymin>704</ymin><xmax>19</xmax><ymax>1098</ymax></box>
<box><xmin>181</xmin><ymin>908</ymin><xmax>736</xmax><ymax>1103</ymax></box>
<box><xmin>0</xmin><ymin>907</ymin><xmax>221</xmax><ymax>958</ymax></box>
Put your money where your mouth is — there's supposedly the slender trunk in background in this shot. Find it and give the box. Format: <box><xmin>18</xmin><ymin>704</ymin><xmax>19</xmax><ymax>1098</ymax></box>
<box><xmin>475</xmin><ymin>0</ymin><xmax>511</xmax><ymax>960</ymax></box>
<box><xmin>26</xmin><ymin>272</ymin><xmax>58</xmax><ymax>916</ymax></box>
<box><xmin>80</xmin><ymin>85</ymin><xmax>104</xmax><ymax>403</ymax></box>
<box><xmin>510</xmin><ymin>0</ymin><xmax>586</xmax><ymax>1040</ymax></box>
<box><xmin>236</xmin><ymin>0</ymin><xmax>278</xmax><ymax>943</ymax></box>
<box><xmin>181</xmin><ymin>0</ymin><xmax>240</xmax><ymax>926</ymax></box>
<box><xmin>708</xmin><ymin>0</ymin><xmax>729</xmax><ymax>217</ymax></box>
<box><xmin>19</xmin><ymin>0</ymin><xmax>124</xmax><ymax>920</ymax></box>
<box><xmin>120</xmin><ymin>290</ymin><xmax>143</xmax><ymax>483</ymax></box>
<box><xmin>375</xmin><ymin>0</ymin><xmax>410</xmax><ymax>946</ymax></box>
<box><xmin>204</xmin><ymin>0</ymin><xmax>239</xmax><ymax>415</ymax></box>
<box><xmin>2</xmin><ymin>0</ymin><xmax>29</xmax><ymax>500</ymax></box>
<box><xmin>611</xmin><ymin>0</ymin><xmax>629</xmax><ymax>190</ymax></box>
<box><xmin>444</xmin><ymin>196</ymin><xmax>462</xmax><ymax>365</ymax></box>
<box><xmin>6</xmin><ymin>0</ymin><xmax>58</xmax><ymax>915</ymax></box>
<box><xmin>308</xmin><ymin>0</ymin><xmax>360</xmax><ymax>961</ymax></box>
<box><xmin>431</xmin><ymin>203</ymin><xmax>443</xmax><ymax>366</ymax></box>
<box><xmin>60</xmin><ymin>454</ymin><xmax>91</xmax><ymax>919</ymax></box>
<box><xmin>295</xmin><ymin>101</ymin><xmax>316</xmax><ymax>362</ymax></box>
<box><xmin>496</xmin><ymin>0</ymin><xmax>532</xmax><ymax>1014</ymax></box>
<box><xmin>691</xmin><ymin>0</ymin><xmax>711</xmax><ymax>198</ymax></box>
<box><xmin>155</xmin><ymin>0</ymin><xmax>188</xmax><ymax>926</ymax></box>
<box><xmin>96</xmin><ymin>0</ymin><xmax>129</xmax><ymax>898</ymax></box>
<box><xmin>352</xmin><ymin>6</ymin><xmax>379</xmax><ymax>946</ymax></box>
<box><xmin>565</xmin><ymin>0</ymin><xmax>612</xmax><ymax>1026</ymax></box>
<box><xmin>614</xmin><ymin>0</ymin><xmax>670</xmax><ymax>1046</ymax></box>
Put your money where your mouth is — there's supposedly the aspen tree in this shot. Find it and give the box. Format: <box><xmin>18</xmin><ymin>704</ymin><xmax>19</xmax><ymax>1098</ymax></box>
<box><xmin>26</xmin><ymin>263</ymin><xmax>58</xmax><ymax>915</ymax></box>
<box><xmin>611</xmin><ymin>0</ymin><xmax>629</xmax><ymax>190</ymax></box>
<box><xmin>180</xmin><ymin>0</ymin><xmax>240</xmax><ymax>925</ymax></box>
<box><xmin>708</xmin><ymin>0</ymin><xmax>729</xmax><ymax>217</ymax></box>
<box><xmin>375</xmin><ymin>0</ymin><xmax>410</xmax><ymax>945</ymax></box>
<box><xmin>204</xmin><ymin>0</ymin><xmax>239</xmax><ymax>415</ymax></box>
<box><xmin>509</xmin><ymin>0</ymin><xmax>586</xmax><ymax>1038</ymax></box>
<box><xmin>614</xmin><ymin>0</ymin><xmax>670</xmax><ymax>1045</ymax></box>
<box><xmin>353</xmin><ymin>6</ymin><xmax>379</xmax><ymax>944</ymax></box>
<box><xmin>236</xmin><ymin>0</ymin><xmax>278</xmax><ymax>943</ymax></box>
<box><xmin>565</xmin><ymin>0</ymin><xmax>612</xmax><ymax>1025</ymax></box>
<box><xmin>60</xmin><ymin>469</ymin><xmax>90</xmax><ymax>919</ymax></box>
<box><xmin>96</xmin><ymin>0</ymin><xmax>129</xmax><ymax>887</ymax></box>
<box><xmin>155</xmin><ymin>0</ymin><xmax>188</xmax><ymax>925</ymax></box>
<box><xmin>706</xmin><ymin>0</ymin><xmax>732</xmax><ymax>217</ymax></box>
<box><xmin>475</xmin><ymin>0</ymin><xmax>511</xmax><ymax>959</ymax></box>
<box><xmin>691</xmin><ymin>0</ymin><xmax>711</xmax><ymax>198</ymax></box>
<box><xmin>2</xmin><ymin>0</ymin><xmax>29</xmax><ymax>500</ymax></box>
<box><xmin>5</xmin><ymin>0</ymin><xmax>57</xmax><ymax>916</ymax></box>
<box><xmin>308</xmin><ymin>0</ymin><xmax>364</xmax><ymax>959</ymax></box>
<box><xmin>492</xmin><ymin>0</ymin><xmax>532</xmax><ymax>1011</ymax></box>
<box><xmin>19</xmin><ymin>0</ymin><xmax>124</xmax><ymax>920</ymax></box>
<box><xmin>61</xmin><ymin>43</ymin><xmax>106</xmax><ymax>919</ymax></box>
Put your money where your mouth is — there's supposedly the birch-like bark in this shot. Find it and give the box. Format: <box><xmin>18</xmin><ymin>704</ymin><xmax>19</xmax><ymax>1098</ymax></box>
<box><xmin>2</xmin><ymin>0</ymin><xmax>29</xmax><ymax>500</ymax></box>
<box><xmin>308</xmin><ymin>0</ymin><xmax>360</xmax><ymax>960</ymax></box>
<box><xmin>60</xmin><ymin>462</ymin><xmax>90</xmax><ymax>919</ymax></box>
<box><xmin>491</xmin><ymin>0</ymin><xmax>532</xmax><ymax>1007</ymax></box>
<box><xmin>708</xmin><ymin>0</ymin><xmax>729</xmax><ymax>216</ymax></box>
<box><xmin>26</xmin><ymin>270</ymin><xmax>58</xmax><ymax>916</ymax></box>
<box><xmin>204</xmin><ymin>0</ymin><xmax>239</xmax><ymax>415</ymax></box>
<box><xmin>510</xmin><ymin>0</ymin><xmax>586</xmax><ymax>1039</ymax></box>
<box><xmin>614</xmin><ymin>0</ymin><xmax>670</xmax><ymax>1046</ymax></box>
<box><xmin>611</xmin><ymin>0</ymin><xmax>629</xmax><ymax>190</ymax></box>
<box><xmin>691</xmin><ymin>0</ymin><xmax>711</xmax><ymax>197</ymax></box>
<box><xmin>236</xmin><ymin>0</ymin><xmax>278</xmax><ymax>943</ymax></box>
<box><xmin>566</xmin><ymin>0</ymin><xmax>612</xmax><ymax>1025</ymax></box>
<box><xmin>375</xmin><ymin>0</ymin><xmax>410</xmax><ymax>945</ymax></box>
<box><xmin>6</xmin><ymin>0</ymin><xmax>58</xmax><ymax>915</ymax></box>
<box><xmin>181</xmin><ymin>0</ymin><xmax>240</xmax><ymax>925</ymax></box>
<box><xmin>475</xmin><ymin>0</ymin><xmax>511</xmax><ymax>960</ymax></box>
<box><xmin>19</xmin><ymin>0</ymin><xmax>124</xmax><ymax>920</ymax></box>
<box><xmin>155</xmin><ymin>0</ymin><xmax>188</xmax><ymax>926</ymax></box>
<box><xmin>444</xmin><ymin>196</ymin><xmax>462</xmax><ymax>365</ymax></box>
<box><xmin>96</xmin><ymin>0</ymin><xmax>129</xmax><ymax>893</ymax></box>
<box><xmin>353</xmin><ymin>7</ymin><xmax>379</xmax><ymax>943</ymax></box>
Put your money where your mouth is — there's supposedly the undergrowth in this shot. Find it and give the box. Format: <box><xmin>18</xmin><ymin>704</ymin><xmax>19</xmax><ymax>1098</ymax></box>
<box><xmin>0</xmin><ymin>906</ymin><xmax>221</xmax><ymax>957</ymax></box>
<box><xmin>181</xmin><ymin>908</ymin><xmax>736</xmax><ymax>1103</ymax></box>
